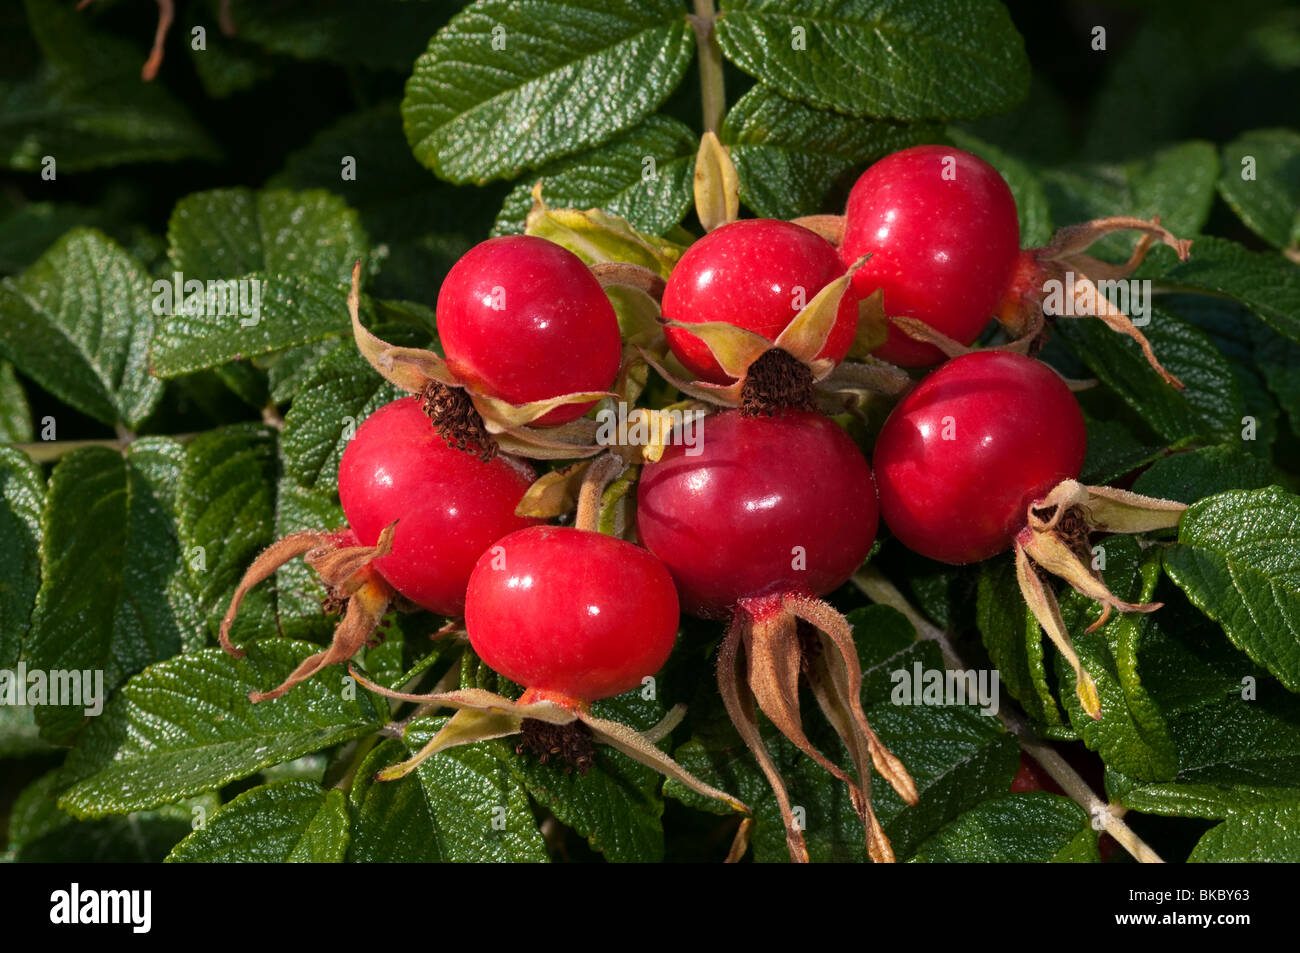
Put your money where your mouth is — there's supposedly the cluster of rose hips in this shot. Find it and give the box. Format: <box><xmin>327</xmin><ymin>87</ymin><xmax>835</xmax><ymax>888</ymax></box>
<box><xmin>221</xmin><ymin>144</ymin><xmax>1190</xmax><ymax>863</ymax></box>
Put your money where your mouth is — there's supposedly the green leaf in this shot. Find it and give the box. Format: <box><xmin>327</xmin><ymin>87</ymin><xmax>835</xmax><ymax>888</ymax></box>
<box><xmin>262</xmin><ymin>339</ymin><xmax>343</xmax><ymax>405</ymax></box>
<box><xmin>150</xmin><ymin>271</ymin><xmax>357</xmax><ymax>378</ymax></box>
<box><xmin>1109</xmin><ymin>588</ymin><xmax>1300</xmax><ymax>820</ymax></box>
<box><xmin>25</xmin><ymin>441</ymin><xmax>188</xmax><ymax>743</ymax></box>
<box><xmin>403</xmin><ymin>0</ymin><xmax>695</xmax><ymax>185</ymax></box>
<box><xmin>9</xmin><ymin>771</ymin><xmax>198</xmax><ymax>863</ymax></box>
<box><xmin>1131</xmin><ymin>446</ymin><xmax>1284</xmax><ymax>504</ymax></box>
<box><xmin>0</xmin><ymin>202</ymin><xmax>105</xmax><ymax>276</ymax></box>
<box><xmin>1056</xmin><ymin>306</ymin><xmax>1243</xmax><ymax>444</ymax></box>
<box><xmin>1154</xmin><ymin>236</ymin><xmax>1300</xmax><ymax>344</ymax></box>
<box><xmin>1078</xmin><ymin>415</ymin><xmax>1167</xmax><ymax>486</ymax></box>
<box><xmin>167</xmin><ymin>188</ymin><xmax>368</xmax><ymax>282</ymax></box>
<box><xmin>0</xmin><ymin>446</ymin><xmax>42</xmax><ymax>668</ymax></box>
<box><xmin>1041</xmin><ymin>142</ymin><xmax>1219</xmax><ymax>260</ymax></box>
<box><xmin>166</xmin><ymin>780</ymin><xmax>350</xmax><ymax>863</ymax></box>
<box><xmin>909</xmin><ymin>792</ymin><xmax>1097</xmax><ymax>862</ymax></box>
<box><xmin>1190</xmin><ymin>803</ymin><xmax>1300</xmax><ymax>861</ymax></box>
<box><xmin>721</xmin><ymin>84</ymin><xmax>940</xmax><ymax>220</ymax></box>
<box><xmin>714</xmin><ymin>0</ymin><xmax>1029</xmax><ymax>121</ymax></box>
<box><xmin>977</xmin><ymin>558</ymin><xmax>1065</xmax><ymax>727</ymax></box>
<box><xmin>1055</xmin><ymin>538</ymin><xmax>1178</xmax><ymax>781</ymax></box>
<box><xmin>185</xmin><ymin>7</ymin><xmax>269</xmax><ymax>99</ymax></box>
<box><xmin>228</xmin><ymin>0</ymin><xmax>453</xmax><ymax>71</ymax></box>
<box><xmin>946</xmin><ymin>129</ymin><xmax>1052</xmax><ymax>247</ymax></box>
<box><xmin>1164</xmin><ymin>487</ymin><xmax>1300</xmax><ymax>693</ymax></box>
<box><xmin>176</xmin><ymin>425</ymin><xmax>278</xmax><ymax>645</ymax></box>
<box><xmin>0</xmin><ymin>228</ymin><xmax>163</xmax><ymax>428</ymax></box>
<box><xmin>270</xmin><ymin>103</ymin><xmax>490</xmax><ymax>244</ymax></box>
<box><xmin>281</xmin><ymin>341</ymin><xmax>404</xmax><ymax>496</ymax></box>
<box><xmin>1251</xmin><ymin>323</ymin><xmax>1300</xmax><ymax>432</ymax></box>
<box><xmin>0</xmin><ymin>705</ymin><xmax>51</xmax><ymax>760</ymax></box>
<box><xmin>494</xmin><ymin>116</ymin><xmax>697</xmax><ymax>237</ymax></box>
<box><xmin>1217</xmin><ymin>128</ymin><xmax>1300</xmax><ymax>251</ymax></box>
<box><xmin>349</xmin><ymin>732</ymin><xmax>547</xmax><ymax>863</ymax></box>
<box><xmin>58</xmin><ymin>640</ymin><xmax>381</xmax><ymax>818</ymax></box>
<box><xmin>508</xmin><ymin>689</ymin><xmax>667</xmax><ymax>862</ymax></box>
<box><xmin>1159</xmin><ymin>293</ymin><xmax>1280</xmax><ymax>456</ymax></box>
<box><xmin>0</xmin><ymin>0</ymin><xmax>216</xmax><ymax>171</ymax></box>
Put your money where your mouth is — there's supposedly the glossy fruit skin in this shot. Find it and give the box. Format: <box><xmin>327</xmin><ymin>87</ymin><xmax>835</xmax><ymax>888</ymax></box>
<box><xmin>435</xmin><ymin>235</ymin><xmax>622</xmax><ymax>425</ymax></box>
<box><xmin>840</xmin><ymin>145</ymin><xmax>1020</xmax><ymax>368</ymax></box>
<box><xmin>872</xmin><ymin>351</ymin><xmax>1086</xmax><ymax>565</ymax></box>
<box><xmin>338</xmin><ymin>397</ymin><xmax>539</xmax><ymax>615</ymax></box>
<box><xmin>661</xmin><ymin>219</ymin><xmax>859</xmax><ymax>384</ymax></box>
<box><xmin>636</xmin><ymin>410</ymin><xmax>878</xmax><ymax>619</ymax></box>
<box><xmin>465</xmin><ymin>526</ymin><xmax>680</xmax><ymax>702</ymax></box>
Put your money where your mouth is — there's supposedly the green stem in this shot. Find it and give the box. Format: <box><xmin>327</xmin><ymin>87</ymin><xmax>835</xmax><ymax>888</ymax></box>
<box><xmin>13</xmin><ymin>433</ymin><xmax>199</xmax><ymax>463</ymax></box>
<box><xmin>691</xmin><ymin>0</ymin><xmax>725</xmax><ymax>134</ymax></box>
<box><xmin>330</xmin><ymin>731</ymin><xmax>381</xmax><ymax>794</ymax></box>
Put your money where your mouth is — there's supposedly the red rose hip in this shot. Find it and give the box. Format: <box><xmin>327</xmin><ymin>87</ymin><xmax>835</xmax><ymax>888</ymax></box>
<box><xmin>636</xmin><ymin>409</ymin><xmax>877</xmax><ymax>618</ymax></box>
<box><xmin>435</xmin><ymin>235</ymin><xmax>623</xmax><ymax>424</ymax></box>
<box><xmin>872</xmin><ymin>351</ymin><xmax>1086</xmax><ymax>565</ymax></box>
<box><xmin>662</xmin><ymin>219</ymin><xmax>859</xmax><ymax>384</ymax></box>
<box><xmin>840</xmin><ymin>145</ymin><xmax>1020</xmax><ymax>367</ymax></box>
<box><xmin>465</xmin><ymin>526</ymin><xmax>679</xmax><ymax>703</ymax></box>
<box><xmin>338</xmin><ymin>396</ymin><xmax>539</xmax><ymax>615</ymax></box>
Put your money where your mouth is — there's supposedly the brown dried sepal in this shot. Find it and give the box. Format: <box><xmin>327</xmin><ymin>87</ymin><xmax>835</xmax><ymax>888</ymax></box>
<box><xmin>1013</xmin><ymin>479</ymin><xmax>1188</xmax><ymax>720</ymax></box>
<box><xmin>346</xmin><ymin>667</ymin><xmax>750</xmax><ymax>848</ymax></box>
<box><xmin>998</xmin><ymin>217</ymin><xmax>1193</xmax><ymax>389</ymax></box>
<box><xmin>220</xmin><ymin>523</ymin><xmax>398</xmax><ymax>702</ymax></box>
<box><xmin>717</xmin><ymin>595</ymin><xmax>917</xmax><ymax>863</ymax></box>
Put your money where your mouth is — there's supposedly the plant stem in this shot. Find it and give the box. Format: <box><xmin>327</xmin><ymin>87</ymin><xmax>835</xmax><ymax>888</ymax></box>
<box><xmin>691</xmin><ymin>0</ymin><xmax>726</xmax><ymax>134</ymax></box>
<box><xmin>330</xmin><ymin>731</ymin><xmax>381</xmax><ymax>794</ymax></box>
<box><xmin>851</xmin><ymin>566</ymin><xmax>1166</xmax><ymax>864</ymax></box>
<box><xmin>13</xmin><ymin>433</ymin><xmax>199</xmax><ymax>463</ymax></box>
<box><xmin>574</xmin><ymin>453</ymin><xmax>624</xmax><ymax>533</ymax></box>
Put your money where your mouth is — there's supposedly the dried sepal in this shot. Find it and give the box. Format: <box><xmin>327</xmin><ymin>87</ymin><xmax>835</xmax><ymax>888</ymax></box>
<box><xmin>770</xmin><ymin>260</ymin><xmax>867</xmax><ymax>372</ymax></box>
<box><xmin>645</xmin><ymin>255</ymin><xmax>890</xmax><ymax>411</ymax></box>
<box><xmin>1011</xmin><ymin>478</ymin><xmax>1188</xmax><ymax>720</ymax></box>
<box><xmin>784</xmin><ymin>595</ymin><xmax>917</xmax><ymax>806</ymax></box>
<box><xmin>493</xmin><ymin>418</ymin><xmax>606</xmax><ymax>461</ymax></box>
<box><xmin>816</xmin><ymin>359</ymin><xmax>913</xmax><ymax>400</ymax></box>
<box><xmin>694</xmin><ymin>131</ymin><xmax>740</xmax><ymax>233</ymax></box>
<box><xmin>718</xmin><ymin>596</ymin><xmax>915</xmax><ymax>863</ymax></box>
<box><xmin>589</xmin><ymin>261</ymin><xmax>667</xmax><ymax>301</ymax></box>
<box><xmin>249</xmin><ymin>574</ymin><xmax>391</xmax><ymax>704</ymax></box>
<box><xmin>582</xmin><ymin>710</ymin><xmax>749</xmax><ymax>813</ymax></box>
<box><xmin>220</xmin><ymin>522</ymin><xmax>398</xmax><ymax>702</ymax></box>
<box><xmin>348</xmin><ymin>261</ymin><xmax>456</xmax><ymax>394</ymax></box>
<box><xmin>1037</xmin><ymin>216</ymin><xmax>1191</xmax><ymax>270</ymax></box>
<box><xmin>1002</xmin><ymin>217</ymin><xmax>1193</xmax><ymax>388</ymax></box>
<box><xmin>1014</xmin><ymin>541</ymin><xmax>1102</xmax><ymax>720</ymax></box>
<box><xmin>660</xmin><ymin>319</ymin><xmax>771</xmax><ymax>381</ymax></box>
<box><xmin>470</xmin><ymin>389</ymin><xmax>614</xmax><ymax>432</ymax></box>
<box><xmin>717</xmin><ymin>616</ymin><xmax>809</xmax><ymax>863</ymax></box>
<box><xmin>348</xmin><ymin>260</ymin><xmax>611</xmax><ymax>459</ymax></box>
<box><xmin>1030</xmin><ymin>480</ymin><xmax>1187</xmax><ymax>536</ymax></box>
<box><xmin>846</xmin><ymin>287</ymin><xmax>889</xmax><ymax>360</ymax></box>
<box><xmin>789</xmin><ymin>214</ymin><xmax>845</xmax><ymax>246</ymax></box>
<box><xmin>637</xmin><ymin>345</ymin><xmax>746</xmax><ymax>407</ymax></box>
<box><xmin>347</xmin><ymin>666</ymin><xmax>751</xmax><ymax>820</ymax></box>
<box><xmin>219</xmin><ymin>530</ymin><xmax>338</xmax><ymax>658</ymax></box>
